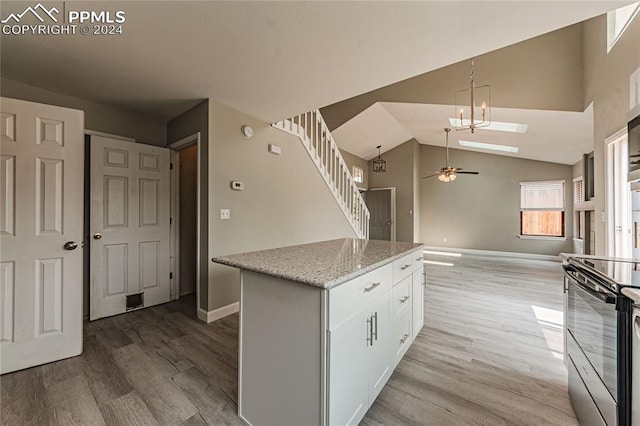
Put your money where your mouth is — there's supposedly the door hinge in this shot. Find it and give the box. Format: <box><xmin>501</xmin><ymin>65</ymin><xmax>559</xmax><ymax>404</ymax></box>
<box><xmin>170</xmin><ymin>272</ymin><xmax>173</xmax><ymax>279</ymax></box>
<box><xmin>170</xmin><ymin>162</ymin><xmax>173</xmax><ymax>170</ymax></box>
<box><xmin>170</xmin><ymin>217</ymin><xmax>172</xmax><ymax>224</ymax></box>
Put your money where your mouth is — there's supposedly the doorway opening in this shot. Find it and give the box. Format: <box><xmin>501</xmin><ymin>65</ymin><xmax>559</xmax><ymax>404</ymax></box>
<box><xmin>169</xmin><ymin>133</ymin><xmax>202</xmax><ymax>314</ymax></box>
<box><xmin>605</xmin><ymin>128</ymin><xmax>631</xmax><ymax>258</ymax></box>
<box><xmin>367</xmin><ymin>187</ymin><xmax>396</xmax><ymax>241</ymax></box>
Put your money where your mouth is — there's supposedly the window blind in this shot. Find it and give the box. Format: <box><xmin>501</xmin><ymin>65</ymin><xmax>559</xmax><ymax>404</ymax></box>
<box><xmin>573</xmin><ymin>178</ymin><xmax>584</xmax><ymax>204</ymax></box>
<box><xmin>520</xmin><ymin>180</ymin><xmax>565</xmax><ymax>211</ymax></box>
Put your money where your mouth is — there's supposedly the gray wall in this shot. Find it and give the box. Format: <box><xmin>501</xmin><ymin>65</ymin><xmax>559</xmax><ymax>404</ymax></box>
<box><xmin>419</xmin><ymin>144</ymin><xmax>574</xmax><ymax>256</ymax></box>
<box><xmin>167</xmin><ymin>101</ymin><xmax>210</xmax><ymax>311</ymax></box>
<box><xmin>322</xmin><ymin>23</ymin><xmax>584</xmax><ymax>130</ymax></box>
<box><xmin>1</xmin><ymin>78</ymin><xmax>166</xmax><ymax>146</ymax></box>
<box><xmin>340</xmin><ymin>149</ymin><xmax>369</xmax><ymax>190</ymax></box>
<box><xmin>583</xmin><ymin>13</ymin><xmax>640</xmax><ymax>255</ymax></box>
<box><xmin>207</xmin><ymin>101</ymin><xmax>357</xmax><ymax>311</ymax></box>
<box><xmin>368</xmin><ymin>139</ymin><xmax>419</xmax><ymax>243</ymax></box>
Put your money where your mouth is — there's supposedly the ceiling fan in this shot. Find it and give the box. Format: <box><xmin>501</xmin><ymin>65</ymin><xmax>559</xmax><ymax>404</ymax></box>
<box><xmin>423</xmin><ymin>128</ymin><xmax>479</xmax><ymax>182</ymax></box>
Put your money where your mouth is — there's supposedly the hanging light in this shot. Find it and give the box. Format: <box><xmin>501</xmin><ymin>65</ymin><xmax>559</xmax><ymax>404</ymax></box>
<box><xmin>372</xmin><ymin>145</ymin><xmax>386</xmax><ymax>173</ymax></box>
<box><xmin>454</xmin><ymin>58</ymin><xmax>490</xmax><ymax>133</ymax></box>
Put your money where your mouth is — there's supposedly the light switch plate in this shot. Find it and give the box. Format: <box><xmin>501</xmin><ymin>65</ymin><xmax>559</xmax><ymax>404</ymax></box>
<box><xmin>220</xmin><ymin>209</ymin><xmax>231</xmax><ymax>220</ymax></box>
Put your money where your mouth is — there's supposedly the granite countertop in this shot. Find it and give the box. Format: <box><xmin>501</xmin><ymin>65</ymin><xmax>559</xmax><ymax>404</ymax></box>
<box><xmin>622</xmin><ymin>288</ymin><xmax>640</xmax><ymax>304</ymax></box>
<box><xmin>212</xmin><ymin>238</ymin><xmax>424</xmax><ymax>289</ymax></box>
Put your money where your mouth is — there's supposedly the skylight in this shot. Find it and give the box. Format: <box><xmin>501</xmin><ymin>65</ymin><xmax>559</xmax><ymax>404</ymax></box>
<box><xmin>448</xmin><ymin>118</ymin><xmax>528</xmax><ymax>133</ymax></box>
<box><xmin>607</xmin><ymin>2</ymin><xmax>640</xmax><ymax>53</ymax></box>
<box><xmin>459</xmin><ymin>140</ymin><xmax>519</xmax><ymax>153</ymax></box>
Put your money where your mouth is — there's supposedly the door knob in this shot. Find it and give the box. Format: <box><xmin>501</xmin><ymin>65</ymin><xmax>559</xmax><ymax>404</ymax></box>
<box><xmin>385</xmin><ymin>219</ymin><xmax>392</xmax><ymax>226</ymax></box>
<box><xmin>63</xmin><ymin>241</ymin><xmax>78</xmax><ymax>251</ymax></box>
<box><xmin>93</xmin><ymin>233</ymin><xmax>103</xmax><ymax>240</ymax></box>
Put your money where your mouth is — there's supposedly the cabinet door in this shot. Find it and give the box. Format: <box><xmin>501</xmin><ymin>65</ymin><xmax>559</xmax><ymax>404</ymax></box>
<box><xmin>328</xmin><ymin>311</ymin><xmax>368</xmax><ymax>426</ymax></box>
<box><xmin>412</xmin><ymin>269</ymin><xmax>424</xmax><ymax>339</ymax></box>
<box><xmin>368</xmin><ymin>290</ymin><xmax>391</xmax><ymax>402</ymax></box>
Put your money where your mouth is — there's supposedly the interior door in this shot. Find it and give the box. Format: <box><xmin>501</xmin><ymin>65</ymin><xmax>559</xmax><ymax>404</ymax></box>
<box><xmin>367</xmin><ymin>189</ymin><xmax>393</xmax><ymax>241</ymax></box>
<box><xmin>0</xmin><ymin>97</ymin><xmax>84</xmax><ymax>374</ymax></box>
<box><xmin>90</xmin><ymin>136</ymin><xmax>171</xmax><ymax>320</ymax></box>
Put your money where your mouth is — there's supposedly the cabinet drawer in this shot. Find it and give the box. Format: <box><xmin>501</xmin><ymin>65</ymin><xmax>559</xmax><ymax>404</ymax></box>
<box><xmin>391</xmin><ymin>310</ymin><xmax>412</xmax><ymax>368</ymax></box>
<box><xmin>328</xmin><ymin>263</ymin><xmax>393</xmax><ymax>330</ymax></box>
<box><xmin>393</xmin><ymin>253</ymin><xmax>414</xmax><ymax>284</ymax></box>
<box><xmin>411</xmin><ymin>249</ymin><xmax>424</xmax><ymax>271</ymax></box>
<box><xmin>392</xmin><ymin>275</ymin><xmax>411</xmax><ymax>319</ymax></box>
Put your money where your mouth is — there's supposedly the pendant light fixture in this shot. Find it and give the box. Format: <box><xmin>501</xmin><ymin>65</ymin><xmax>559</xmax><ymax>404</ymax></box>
<box><xmin>454</xmin><ymin>58</ymin><xmax>490</xmax><ymax>133</ymax></box>
<box><xmin>372</xmin><ymin>145</ymin><xmax>386</xmax><ymax>173</ymax></box>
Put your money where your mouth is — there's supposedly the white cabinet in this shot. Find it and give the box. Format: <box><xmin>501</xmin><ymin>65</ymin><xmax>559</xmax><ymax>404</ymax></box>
<box><xmin>412</xmin><ymin>268</ymin><xmax>425</xmax><ymax>339</ymax></box>
<box><xmin>238</xmin><ymin>247</ymin><xmax>425</xmax><ymax>426</ymax></box>
<box><xmin>328</xmin><ymin>264</ymin><xmax>392</xmax><ymax>425</ymax></box>
<box><xmin>367</xmin><ymin>290</ymin><xmax>392</xmax><ymax>401</ymax></box>
<box><xmin>328</xmin><ymin>310</ymin><xmax>368</xmax><ymax>426</ymax></box>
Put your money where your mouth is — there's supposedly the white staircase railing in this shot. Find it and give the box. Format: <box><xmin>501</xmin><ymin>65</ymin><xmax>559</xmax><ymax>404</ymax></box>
<box><xmin>272</xmin><ymin>110</ymin><xmax>369</xmax><ymax>239</ymax></box>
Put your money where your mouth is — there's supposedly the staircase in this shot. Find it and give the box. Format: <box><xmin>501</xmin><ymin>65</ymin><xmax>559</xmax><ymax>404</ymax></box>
<box><xmin>272</xmin><ymin>110</ymin><xmax>369</xmax><ymax>239</ymax></box>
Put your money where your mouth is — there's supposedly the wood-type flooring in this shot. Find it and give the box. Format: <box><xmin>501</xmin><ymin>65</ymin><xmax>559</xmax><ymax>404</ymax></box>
<box><xmin>1</xmin><ymin>253</ymin><xmax>577</xmax><ymax>425</ymax></box>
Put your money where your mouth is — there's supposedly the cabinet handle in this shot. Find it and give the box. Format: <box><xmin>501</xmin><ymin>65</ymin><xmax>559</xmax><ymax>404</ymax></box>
<box><xmin>364</xmin><ymin>282</ymin><xmax>381</xmax><ymax>293</ymax></box>
<box><xmin>400</xmin><ymin>295</ymin><xmax>410</xmax><ymax>304</ymax></box>
<box><xmin>373</xmin><ymin>312</ymin><xmax>378</xmax><ymax>341</ymax></box>
<box><xmin>400</xmin><ymin>333</ymin><xmax>410</xmax><ymax>345</ymax></box>
<box><xmin>366</xmin><ymin>316</ymin><xmax>373</xmax><ymax>346</ymax></box>
<box><xmin>401</xmin><ymin>264</ymin><xmax>411</xmax><ymax>270</ymax></box>
<box><xmin>416</xmin><ymin>257</ymin><xmax>422</xmax><ymax>262</ymax></box>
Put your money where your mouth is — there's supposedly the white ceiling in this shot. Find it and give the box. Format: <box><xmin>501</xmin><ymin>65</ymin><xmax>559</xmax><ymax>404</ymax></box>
<box><xmin>0</xmin><ymin>1</ymin><xmax>629</xmax><ymax>122</ymax></box>
<box><xmin>333</xmin><ymin>102</ymin><xmax>594</xmax><ymax>165</ymax></box>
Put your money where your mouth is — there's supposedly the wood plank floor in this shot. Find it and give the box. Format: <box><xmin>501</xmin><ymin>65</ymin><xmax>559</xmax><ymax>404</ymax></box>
<box><xmin>362</xmin><ymin>253</ymin><xmax>577</xmax><ymax>426</ymax></box>
<box><xmin>1</xmin><ymin>254</ymin><xmax>577</xmax><ymax>425</ymax></box>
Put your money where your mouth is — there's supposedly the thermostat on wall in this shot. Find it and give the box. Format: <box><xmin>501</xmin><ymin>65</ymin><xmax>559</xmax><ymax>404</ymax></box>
<box><xmin>231</xmin><ymin>181</ymin><xmax>244</xmax><ymax>190</ymax></box>
<box><xmin>268</xmin><ymin>144</ymin><xmax>281</xmax><ymax>155</ymax></box>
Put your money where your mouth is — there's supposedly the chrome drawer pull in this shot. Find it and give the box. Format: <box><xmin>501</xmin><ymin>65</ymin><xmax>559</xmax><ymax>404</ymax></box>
<box><xmin>364</xmin><ymin>282</ymin><xmax>381</xmax><ymax>293</ymax></box>
<box><xmin>401</xmin><ymin>264</ymin><xmax>411</xmax><ymax>270</ymax></box>
<box><xmin>400</xmin><ymin>296</ymin><xmax>410</xmax><ymax>304</ymax></box>
<box><xmin>400</xmin><ymin>333</ymin><xmax>410</xmax><ymax>344</ymax></box>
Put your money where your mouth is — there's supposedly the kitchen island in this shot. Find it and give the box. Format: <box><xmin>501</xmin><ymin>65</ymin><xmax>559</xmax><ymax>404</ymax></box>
<box><xmin>212</xmin><ymin>238</ymin><xmax>424</xmax><ymax>426</ymax></box>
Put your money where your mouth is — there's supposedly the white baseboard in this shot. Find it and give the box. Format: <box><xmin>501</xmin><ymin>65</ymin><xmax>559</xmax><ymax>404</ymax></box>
<box><xmin>197</xmin><ymin>302</ymin><xmax>239</xmax><ymax>323</ymax></box>
<box><xmin>423</xmin><ymin>246</ymin><xmax>561</xmax><ymax>262</ymax></box>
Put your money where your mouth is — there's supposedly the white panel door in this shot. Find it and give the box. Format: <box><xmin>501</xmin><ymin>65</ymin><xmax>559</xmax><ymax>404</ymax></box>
<box><xmin>90</xmin><ymin>136</ymin><xmax>170</xmax><ymax>320</ymax></box>
<box><xmin>0</xmin><ymin>97</ymin><xmax>84</xmax><ymax>374</ymax></box>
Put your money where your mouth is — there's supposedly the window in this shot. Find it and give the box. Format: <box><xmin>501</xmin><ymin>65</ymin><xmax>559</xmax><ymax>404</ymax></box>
<box><xmin>573</xmin><ymin>177</ymin><xmax>584</xmax><ymax>204</ymax></box>
<box><xmin>607</xmin><ymin>2</ymin><xmax>640</xmax><ymax>53</ymax></box>
<box><xmin>520</xmin><ymin>180</ymin><xmax>565</xmax><ymax>238</ymax></box>
<box><xmin>352</xmin><ymin>166</ymin><xmax>364</xmax><ymax>183</ymax></box>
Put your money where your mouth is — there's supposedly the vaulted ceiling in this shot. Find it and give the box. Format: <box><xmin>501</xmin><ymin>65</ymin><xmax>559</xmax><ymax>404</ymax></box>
<box><xmin>1</xmin><ymin>1</ymin><xmax>630</xmax><ymax>123</ymax></box>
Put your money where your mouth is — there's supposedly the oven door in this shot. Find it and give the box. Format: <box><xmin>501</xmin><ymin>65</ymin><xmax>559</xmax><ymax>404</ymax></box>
<box><xmin>565</xmin><ymin>266</ymin><xmax>619</xmax><ymax>403</ymax></box>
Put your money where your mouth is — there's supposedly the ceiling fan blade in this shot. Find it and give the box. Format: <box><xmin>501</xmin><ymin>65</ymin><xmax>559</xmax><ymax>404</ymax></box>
<box><xmin>422</xmin><ymin>173</ymin><xmax>441</xmax><ymax>179</ymax></box>
<box><xmin>456</xmin><ymin>171</ymin><xmax>479</xmax><ymax>175</ymax></box>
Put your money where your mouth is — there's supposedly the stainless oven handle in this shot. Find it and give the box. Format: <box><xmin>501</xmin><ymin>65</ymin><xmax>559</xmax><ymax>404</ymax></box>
<box><xmin>566</xmin><ymin>274</ymin><xmax>616</xmax><ymax>304</ymax></box>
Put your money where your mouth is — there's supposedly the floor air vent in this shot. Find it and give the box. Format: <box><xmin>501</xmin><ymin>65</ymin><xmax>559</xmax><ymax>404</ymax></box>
<box><xmin>126</xmin><ymin>293</ymin><xmax>144</xmax><ymax>310</ymax></box>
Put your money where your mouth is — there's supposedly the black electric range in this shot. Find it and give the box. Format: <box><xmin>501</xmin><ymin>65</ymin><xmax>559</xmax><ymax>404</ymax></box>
<box><xmin>564</xmin><ymin>256</ymin><xmax>635</xmax><ymax>426</ymax></box>
<box><xmin>567</xmin><ymin>256</ymin><xmax>640</xmax><ymax>293</ymax></box>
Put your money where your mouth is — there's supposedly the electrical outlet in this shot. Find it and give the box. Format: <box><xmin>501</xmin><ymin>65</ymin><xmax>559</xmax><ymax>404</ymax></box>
<box><xmin>443</xmin><ymin>237</ymin><xmax>447</xmax><ymax>243</ymax></box>
<box><xmin>220</xmin><ymin>209</ymin><xmax>231</xmax><ymax>220</ymax></box>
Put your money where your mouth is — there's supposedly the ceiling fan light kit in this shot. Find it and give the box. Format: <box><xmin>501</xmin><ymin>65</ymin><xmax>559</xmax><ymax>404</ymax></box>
<box><xmin>423</xmin><ymin>128</ymin><xmax>479</xmax><ymax>183</ymax></box>
<box><xmin>455</xmin><ymin>58</ymin><xmax>491</xmax><ymax>134</ymax></box>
